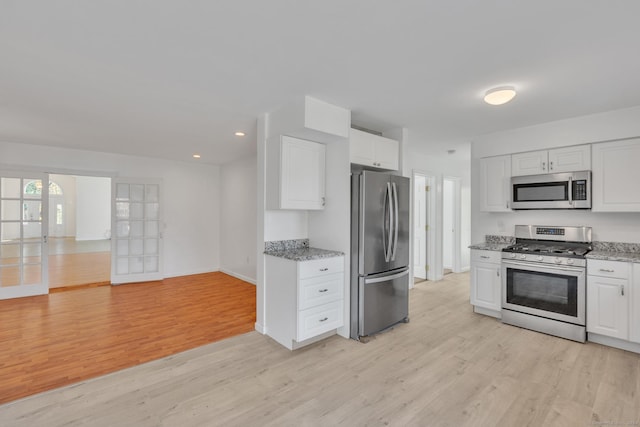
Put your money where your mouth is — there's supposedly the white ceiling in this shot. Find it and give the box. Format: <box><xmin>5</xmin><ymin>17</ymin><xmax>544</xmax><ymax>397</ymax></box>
<box><xmin>2</xmin><ymin>1</ymin><xmax>640</xmax><ymax>165</ymax></box>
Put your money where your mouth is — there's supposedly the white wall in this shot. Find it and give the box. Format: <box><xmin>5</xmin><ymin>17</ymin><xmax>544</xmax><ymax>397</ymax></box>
<box><xmin>0</xmin><ymin>140</ymin><xmax>221</xmax><ymax>278</ymax></box>
<box><xmin>75</xmin><ymin>176</ymin><xmax>111</xmax><ymax>241</ymax></box>
<box><xmin>219</xmin><ymin>155</ymin><xmax>257</xmax><ymax>284</ymax></box>
<box><xmin>471</xmin><ymin>105</ymin><xmax>640</xmax><ymax>244</ymax></box>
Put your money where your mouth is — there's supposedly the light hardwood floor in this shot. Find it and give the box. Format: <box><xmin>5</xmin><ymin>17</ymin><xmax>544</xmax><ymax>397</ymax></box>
<box><xmin>2</xmin><ymin>272</ymin><xmax>639</xmax><ymax>426</ymax></box>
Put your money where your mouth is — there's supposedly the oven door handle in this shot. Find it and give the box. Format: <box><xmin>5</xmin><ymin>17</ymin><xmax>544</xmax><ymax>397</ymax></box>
<box><xmin>502</xmin><ymin>260</ymin><xmax>584</xmax><ymax>273</ymax></box>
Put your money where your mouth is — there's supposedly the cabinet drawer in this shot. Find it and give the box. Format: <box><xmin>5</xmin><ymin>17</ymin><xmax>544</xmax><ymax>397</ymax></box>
<box><xmin>297</xmin><ymin>300</ymin><xmax>344</xmax><ymax>342</ymax></box>
<box><xmin>587</xmin><ymin>260</ymin><xmax>629</xmax><ymax>279</ymax></box>
<box><xmin>471</xmin><ymin>250</ymin><xmax>501</xmax><ymax>264</ymax></box>
<box><xmin>299</xmin><ymin>256</ymin><xmax>344</xmax><ymax>279</ymax></box>
<box><xmin>299</xmin><ymin>273</ymin><xmax>343</xmax><ymax>310</ymax></box>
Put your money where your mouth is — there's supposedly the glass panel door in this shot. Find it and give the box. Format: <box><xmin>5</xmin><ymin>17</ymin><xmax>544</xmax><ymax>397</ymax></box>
<box><xmin>111</xmin><ymin>178</ymin><xmax>162</xmax><ymax>284</ymax></box>
<box><xmin>0</xmin><ymin>171</ymin><xmax>48</xmax><ymax>299</ymax></box>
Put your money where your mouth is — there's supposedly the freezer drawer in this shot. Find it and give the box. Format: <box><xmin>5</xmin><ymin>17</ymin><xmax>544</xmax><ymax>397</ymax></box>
<box><xmin>358</xmin><ymin>268</ymin><xmax>409</xmax><ymax>337</ymax></box>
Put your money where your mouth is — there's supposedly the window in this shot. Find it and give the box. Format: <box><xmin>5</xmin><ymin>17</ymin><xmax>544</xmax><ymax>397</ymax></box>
<box><xmin>24</xmin><ymin>180</ymin><xmax>63</xmax><ymax>195</ymax></box>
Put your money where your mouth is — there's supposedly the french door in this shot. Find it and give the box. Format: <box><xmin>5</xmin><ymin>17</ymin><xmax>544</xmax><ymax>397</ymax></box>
<box><xmin>111</xmin><ymin>178</ymin><xmax>163</xmax><ymax>284</ymax></box>
<box><xmin>0</xmin><ymin>171</ymin><xmax>49</xmax><ymax>299</ymax></box>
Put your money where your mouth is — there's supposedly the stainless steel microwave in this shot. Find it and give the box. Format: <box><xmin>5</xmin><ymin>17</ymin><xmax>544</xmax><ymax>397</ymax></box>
<box><xmin>511</xmin><ymin>171</ymin><xmax>591</xmax><ymax>209</ymax></box>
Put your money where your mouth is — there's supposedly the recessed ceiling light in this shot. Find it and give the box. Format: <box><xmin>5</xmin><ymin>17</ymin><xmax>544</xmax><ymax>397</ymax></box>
<box><xmin>484</xmin><ymin>86</ymin><xmax>517</xmax><ymax>106</ymax></box>
<box><xmin>234</xmin><ymin>131</ymin><xmax>245</xmax><ymax>137</ymax></box>
<box><xmin>192</xmin><ymin>154</ymin><xmax>201</xmax><ymax>159</ymax></box>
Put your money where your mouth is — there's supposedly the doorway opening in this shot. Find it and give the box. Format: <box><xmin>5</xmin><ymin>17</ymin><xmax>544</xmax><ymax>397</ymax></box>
<box><xmin>443</xmin><ymin>176</ymin><xmax>461</xmax><ymax>276</ymax></box>
<box><xmin>412</xmin><ymin>171</ymin><xmax>435</xmax><ymax>284</ymax></box>
<box><xmin>47</xmin><ymin>174</ymin><xmax>112</xmax><ymax>290</ymax></box>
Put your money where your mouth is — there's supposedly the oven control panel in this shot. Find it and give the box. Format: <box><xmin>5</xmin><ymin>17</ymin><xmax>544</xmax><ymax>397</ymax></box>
<box><xmin>503</xmin><ymin>252</ymin><xmax>586</xmax><ymax>267</ymax></box>
<box><xmin>536</xmin><ymin>227</ymin><xmax>565</xmax><ymax>236</ymax></box>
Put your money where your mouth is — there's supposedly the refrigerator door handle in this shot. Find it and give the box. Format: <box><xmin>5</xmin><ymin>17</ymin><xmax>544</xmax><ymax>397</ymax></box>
<box><xmin>364</xmin><ymin>268</ymin><xmax>409</xmax><ymax>284</ymax></box>
<box><xmin>391</xmin><ymin>182</ymin><xmax>399</xmax><ymax>261</ymax></box>
<box><xmin>383</xmin><ymin>182</ymin><xmax>393</xmax><ymax>262</ymax></box>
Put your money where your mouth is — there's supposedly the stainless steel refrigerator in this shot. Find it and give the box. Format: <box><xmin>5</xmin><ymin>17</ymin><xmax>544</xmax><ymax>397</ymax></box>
<box><xmin>350</xmin><ymin>169</ymin><xmax>410</xmax><ymax>340</ymax></box>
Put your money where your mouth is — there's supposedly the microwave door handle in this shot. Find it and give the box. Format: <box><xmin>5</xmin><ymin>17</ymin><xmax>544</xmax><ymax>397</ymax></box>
<box><xmin>568</xmin><ymin>177</ymin><xmax>573</xmax><ymax>206</ymax></box>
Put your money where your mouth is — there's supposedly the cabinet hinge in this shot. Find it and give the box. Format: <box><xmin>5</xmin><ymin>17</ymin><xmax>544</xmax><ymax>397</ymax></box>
<box><xmin>426</xmin><ymin>265</ymin><xmax>429</xmax><ymax>272</ymax></box>
<box><xmin>425</xmin><ymin>185</ymin><xmax>430</xmax><ymax>192</ymax></box>
<box><xmin>425</xmin><ymin>225</ymin><xmax>429</xmax><ymax>231</ymax></box>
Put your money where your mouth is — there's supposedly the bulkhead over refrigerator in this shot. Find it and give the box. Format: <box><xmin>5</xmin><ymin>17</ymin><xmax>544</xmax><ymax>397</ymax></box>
<box><xmin>350</xmin><ymin>169</ymin><xmax>410</xmax><ymax>340</ymax></box>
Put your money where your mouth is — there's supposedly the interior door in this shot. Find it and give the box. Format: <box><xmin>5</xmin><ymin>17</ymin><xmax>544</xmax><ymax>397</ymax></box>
<box><xmin>0</xmin><ymin>171</ymin><xmax>49</xmax><ymax>299</ymax></box>
<box><xmin>111</xmin><ymin>178</ymin><xmax>163</xmax><ymax>284</ymax></box>
<box><xmin>413</xmin><ymin>176</ymin><xmax>426</xmax><ymax>279</ymax></box>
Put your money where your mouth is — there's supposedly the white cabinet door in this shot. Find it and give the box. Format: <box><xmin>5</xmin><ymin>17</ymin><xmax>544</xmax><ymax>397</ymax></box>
<box><xmin>632</xmin><ymin>264</ymin><xmax>640</xmax><ymax>344</ymax></box>
<box><xmin>374</xmin><ymin>136</ymin><xmax>399</xmax><ymax>170</ymax></box>
<box><xmin>479</xmin><ymin>155</ymin><xmax>512</xmax><ymax>212</ymax></box>
<box><xmin>350</xmin><ymin>129</ymin><xmax>376</xmax><ymax>167</ymax></box>
<box><xmin>587</xmin><ymin>275</ymin><xmax>628</xmax><ymax>340</ymax></box>
<box><xmin>511</xmin><ymin>150</ymin><xmax>547</xmax><ymax>176</ymax></box>
<box><xmin>470</xmin><ymin>261</ymin><xmax>501</xmax><ymax>311</ymax></box>
<box><xmin>280</xmin><ymin>136</ymin><xmax>326</xmax><ymax>210</ymax></box>
<box><xmin>592</xmin><ymin>138</ymin><xmax>640</xmax><ymax>212</ymax></box>
<box><xmin>349</xmin><ymin>128</ymin><xmax>399</xmax><ymax>170</ymax></box>
<box><xmin>548</xmin><ymin>145</ymin><xmax>591</xmax><ymax>173</ymax></box>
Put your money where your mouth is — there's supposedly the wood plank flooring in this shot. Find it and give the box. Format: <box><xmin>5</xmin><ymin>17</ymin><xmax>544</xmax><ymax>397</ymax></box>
<box><xmin>48</xmin><ymin>252</ymin><xmax>111</xmax><ymax>288</ymax></box>
<box><xmin>1</xmin><ymin>272</ymin><xmax>639</xmax><ymax>426</ymax></box>
<box><xmin>0</xmin><ymin>272</ymin><xmax>256</xmax><ymax>405</ymax></box>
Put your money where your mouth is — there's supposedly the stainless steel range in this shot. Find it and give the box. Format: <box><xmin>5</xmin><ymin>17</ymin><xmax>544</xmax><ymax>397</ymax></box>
<box><xmin>501</xmin><ymin>225</ymin><xmax>592</xmax><ymax>342</ymax></box>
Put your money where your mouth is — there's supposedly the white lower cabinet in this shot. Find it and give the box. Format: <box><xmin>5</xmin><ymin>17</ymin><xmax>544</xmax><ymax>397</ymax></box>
<box><xmin>470</xmin><ymin>249</ymin><xmax>502</xmax><ymax>317</ymax></box>
<box><xmin>265</xmin><ymin>255</ymin><xmax>344</xmax><ymax>350</ymax></box>
<box><xmin>587</xmin><ymin>259</ymin><xmax>640</xmax><ymax>350</ymax></box>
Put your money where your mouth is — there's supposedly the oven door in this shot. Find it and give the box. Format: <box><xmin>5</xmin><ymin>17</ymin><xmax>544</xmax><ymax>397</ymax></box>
<box><xmin>501</xmin><ymin>260</ymin><xmax>585</xmax><ymax>325</ymax></box>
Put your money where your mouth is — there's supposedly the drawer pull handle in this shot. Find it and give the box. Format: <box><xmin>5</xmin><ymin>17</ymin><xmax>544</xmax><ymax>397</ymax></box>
<box><xmin>599</xmin><ymin>268</ymin><xmax>615</xmax><ymax>273</ymax></box>
<box><xmin>480</xmin><ymin>256</ymin><xmax>490</xmax><ymax>259</ymax></box>
<box><xmin>318</xmin><ymin>289</ymin><xmax>329</xmax><ymax>293</ymax></box>
<box><xmin>621</xmin><ymin>285</ymin><xmax>625</xmax><ymax>296</ymax></box>
<box><xmin>319</xmin><ymin>268</ymin><xmax>329</xmax><ymax>272</ymax></box>
<box><xmin>319</xmin><ymin>317</ymin><xmax>328</xmax><ymax>322</ymax></box>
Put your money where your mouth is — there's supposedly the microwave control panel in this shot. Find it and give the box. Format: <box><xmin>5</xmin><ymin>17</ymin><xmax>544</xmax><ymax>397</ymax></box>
<box><xmin>573</xmin><ymin>180</ymin><xmax>588</xmax><ymax>200</ymax></box>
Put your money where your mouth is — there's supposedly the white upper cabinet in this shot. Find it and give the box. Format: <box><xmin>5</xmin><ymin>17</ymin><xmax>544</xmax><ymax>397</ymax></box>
<box><xmin>511</xmin><ymin>145</ymin><xmax>591</xmax><ymax>176</ymax></box>
<box><xmin>479</xmin><ymin>155</ymin><xmax>512</xmax><ymax>212</ymax></box>
<box><xmin>592</xmin><ymin>138</ymin><xmax>640</xmax><ymax>212</ymax></box>
<box><xmin>267</xmin><ymin>135</ymin><xmax>326</xmax><ymax>210</ymax></box>
<box><xmin>511</xmin><ymin>150</ymin><xmax>548</xmax><ymax>176</ymax></box>
<box><xmin>350</xmin><ymin>128</ymin><xmax>399</xmax><ymax>170</ymax></box>
<box><xmin>548</xmin><ymin>145</ymin><xmax>591</xmax><ymax>173</ymax></box>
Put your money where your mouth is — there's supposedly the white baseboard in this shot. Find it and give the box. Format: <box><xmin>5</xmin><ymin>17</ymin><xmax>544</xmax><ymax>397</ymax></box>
<box><xmin>163</xmin><ymin>267</ymin><xmax>220</xmax><ymax>279</ymax></box>
<box><xmin>219</xmin><ymin>268</ymin><xmax>256</xmax><ymax>285</ymax></box>
<box><xmin>588</xmin><ymin>333</ymin><xmax>640</xmax><ymax>354</ymax></box>
<box><xmin>255</xmin><ymin>323</ymin><xmax>266</xmax><ymax>334</ymax></box>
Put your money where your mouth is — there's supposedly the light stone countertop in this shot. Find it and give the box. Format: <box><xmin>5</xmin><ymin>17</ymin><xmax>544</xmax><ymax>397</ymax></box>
<box><xmin>264</xmin><ymin>247</ymin><xmax>344</xmax><ymax>261</ymax></box>
<box><xmin>586</xmin><ymin>251</ymin><xmax>640</xmax><ymax>263</ymax></box>
<box><xmin>468</xmin><ymin>242</ymin><xmax>511</xmax><ymax>251</ymax></box>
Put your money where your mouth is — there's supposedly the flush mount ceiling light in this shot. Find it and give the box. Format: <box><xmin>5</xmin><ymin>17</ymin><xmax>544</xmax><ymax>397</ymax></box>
<box><xmin>484</xmin><ymin>86</ymin><xmax>517</xmax><ymax>105</ymax></box>
<box><xmin>192</xmin><ymin>154</ymin><xmax>201</xmax><ymax>159</ymax></box>
<box><xmin>234</xmin><ymin>131</ymin><xmax>245</xmax><ymax>137</ymax></box>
